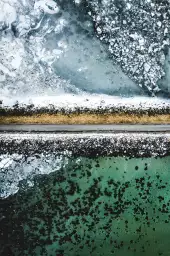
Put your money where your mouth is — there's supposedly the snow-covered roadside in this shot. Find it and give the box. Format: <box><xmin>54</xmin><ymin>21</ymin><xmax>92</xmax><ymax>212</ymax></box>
<box><xmin>1</xmin><ymin>94</ymin><xmax>170</xmax><ymax>112</ymax></box>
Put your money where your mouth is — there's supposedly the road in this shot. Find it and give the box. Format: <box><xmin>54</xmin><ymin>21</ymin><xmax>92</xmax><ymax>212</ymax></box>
<box><xmin>0</xmin><ymin>124</ymin><xmax>170</xmax><ymax>132</ymax></box>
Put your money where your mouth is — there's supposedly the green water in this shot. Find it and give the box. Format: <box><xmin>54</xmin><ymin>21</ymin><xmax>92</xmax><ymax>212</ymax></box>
<box><xmin>1</xmin><ymin>156</ymin><xmax>170</xmax><ymax>256</ymax></box>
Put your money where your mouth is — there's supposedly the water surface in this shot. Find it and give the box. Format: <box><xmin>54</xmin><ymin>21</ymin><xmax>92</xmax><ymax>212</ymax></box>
<box><xmin>1</xmin><ymin>155</ymin><xmax>170</xmax><ymax>256</ymax></box>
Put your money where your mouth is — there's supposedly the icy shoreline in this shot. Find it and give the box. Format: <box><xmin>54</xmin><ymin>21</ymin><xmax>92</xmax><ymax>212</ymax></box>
<box><xmin>1</xmin><ymin>132</ymin><xmax>170</xmax><ymax>157</ymax></box>
<box><xmin>1</xmin><ymin>94</ymin><xmax>170</xmax><ymax>113</ymax></box>
<box><xmin>0</xmin><ymin>132</ymin><xmax>170</xmax><ymax>198</ymax></box>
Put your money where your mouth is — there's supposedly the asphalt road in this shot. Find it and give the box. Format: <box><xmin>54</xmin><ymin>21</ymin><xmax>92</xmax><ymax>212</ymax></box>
<box><xmin>0</xmin><ymin>124</ymin><xmax>170</xmax><ymax>132</ymax></box>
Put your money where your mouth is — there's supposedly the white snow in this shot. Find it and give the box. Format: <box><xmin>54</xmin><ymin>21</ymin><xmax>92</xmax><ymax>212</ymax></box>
<box><xmin>0</xmin><ymin>1</ymin><xmax>17</xmax><ymax>27</ymax></box>
<box><xmin>0</xmin><ymin>152</ymin><xmax>69</xmax><ymax>198</ymax></box>
<box><xmin>1</xmin><ymin>94</ymin><xmax>170</xmax><ymax>111</ymax></box>
<box><xmin>34</xmin><ymin>0</ymin><xmax>60</xmax><ymax>14</ymax></box>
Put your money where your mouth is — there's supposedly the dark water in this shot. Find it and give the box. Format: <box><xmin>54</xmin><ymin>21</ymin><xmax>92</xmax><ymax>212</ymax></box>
<box><xmin>1</xmin><ymin>155</ymin><xmax>170</xmax><ymax>255</ymax></box>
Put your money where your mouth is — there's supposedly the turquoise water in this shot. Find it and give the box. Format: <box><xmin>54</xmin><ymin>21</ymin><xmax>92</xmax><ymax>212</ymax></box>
<box><xmin>1</xmin><ymin>156</ymin><xmax>170</xmax><ymax>255</ymax></box>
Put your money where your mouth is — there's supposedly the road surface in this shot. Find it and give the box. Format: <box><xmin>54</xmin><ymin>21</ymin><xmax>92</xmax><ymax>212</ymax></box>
<box><xmin>0</xmin><ymin>124</ymin><xmax>170</xmax><ymax>132</ymax></box>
